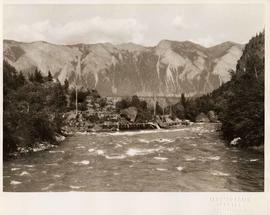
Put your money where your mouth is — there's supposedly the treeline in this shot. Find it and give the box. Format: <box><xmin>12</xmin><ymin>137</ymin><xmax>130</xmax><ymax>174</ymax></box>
<box><xmin>69</xmin><ymin>88</ymin><xmax>101</xmax><ymax>111</ymax></box>
<box><xmin>221</xmin><ymin>31</ymin><xmax>264</xmax><ymax>147</ymax></box>
<box><xmin>115</xmin><ymin>93</ymin><xmax>219</xmax><ymax>123</ymax></box>
<box><xmin>3</xmin><ymin>62</ymin><xmax>70</xmax><ymax>160</ymax></box>
<box><xmin>3</xmin><ymin>61</ymin><xmax>106</xmax><ymax>160</ymax></box>
<box><xmin>115</xmin><ymin>95</ymin><xmax>153</xmax><ymax>122</ymax></box>
<box><xmin>171</xmin><ymin>31</ymin><xmax>264</xmax><ymax>147</ymax></box>
<box><xmin>171</xmin><ymin>85</ymin><xmax>231</xmax><ymax>122</ymax></box>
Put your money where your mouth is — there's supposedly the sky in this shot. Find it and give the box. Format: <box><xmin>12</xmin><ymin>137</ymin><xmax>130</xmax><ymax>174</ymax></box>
<box><xmin>3</xmin><ymin>4</ymin><xmax>265</xmax><ymax>47</ymax></box>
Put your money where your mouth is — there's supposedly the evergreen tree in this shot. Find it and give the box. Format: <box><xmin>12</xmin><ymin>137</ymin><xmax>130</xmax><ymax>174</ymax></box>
<box><xmin>180</xmin><ymin>93</ymin><xmax>186</xmax><ymax>109</ymax></box>
<box><xmin>47</xmin><ymin>70</ymin><xmax>53</xmax><ymax>81</ymax></box>
<box><xmin>17</xmin><ymin>71</ymin><xmax>25</xmax><ymax>87</ymax></box>
<box><xmin>221</xmin><ymin>32</ymin><xmax>264</xmax><ymax>147</ymax></box>
<box><xmin>3</xmin><ymin>61</ymin><xmax>68</xmax><ymax>160</ymax></box>
<box><xmin>33</xmin><ymin>68</ymin><xmax>44</xmax><ymax>83</ymax></box>
<box><xmin>64</xmin><ymin>78</ymin><xmax>69</xmax><ymax>92</ymax></box>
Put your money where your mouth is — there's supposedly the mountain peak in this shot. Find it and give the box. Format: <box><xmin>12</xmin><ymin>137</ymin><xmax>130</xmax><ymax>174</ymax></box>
<box><xmin>3</xmin><ymin>39</ymin><xmax>243</xmax><ymax>97</ymax></box>
<box><xmin>116</xmin><ymin>42</ymin><xmax>147</xmax><ymax>52</ymax></box>
<box><xmin>207</xmin><ymin>41</ymin><xmax>244</xmax><ymax>58</ymax></box>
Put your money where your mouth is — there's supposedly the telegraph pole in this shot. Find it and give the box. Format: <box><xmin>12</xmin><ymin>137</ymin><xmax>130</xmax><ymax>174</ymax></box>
<box><xmin>75</xmin><ymin>81</ymin><xmax>78</xmax><ymax>116</ymax></box>
<box><xmin>75</xmin><ymin>56</ymin><xmax>81</xmax><ymax>116</ymax></box>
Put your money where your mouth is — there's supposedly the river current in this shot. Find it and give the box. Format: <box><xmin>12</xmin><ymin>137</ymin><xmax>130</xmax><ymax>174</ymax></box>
<box><xmin>3</xmin><ymin>123</ymin><xmax>264</xmax><ymax>192</ymax></box>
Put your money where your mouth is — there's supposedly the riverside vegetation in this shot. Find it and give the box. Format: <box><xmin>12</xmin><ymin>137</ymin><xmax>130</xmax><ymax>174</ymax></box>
<box><xmin>3</xmin><ymin>32</ymin><xmax>264</xmax><ymax>160</ymax></box>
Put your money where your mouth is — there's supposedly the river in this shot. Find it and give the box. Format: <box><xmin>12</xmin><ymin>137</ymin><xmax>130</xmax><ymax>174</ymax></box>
<box><xmin>3</xmin><ymin>123</ymin><xmax>264</xmax><ymax>192</ymax></box>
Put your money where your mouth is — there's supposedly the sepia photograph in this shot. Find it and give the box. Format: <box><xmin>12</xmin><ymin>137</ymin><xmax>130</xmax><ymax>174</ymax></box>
<box><xmin>2</xmin><ymin>3</ymin><xmax>265</xmax><ymax>193</ymax></box>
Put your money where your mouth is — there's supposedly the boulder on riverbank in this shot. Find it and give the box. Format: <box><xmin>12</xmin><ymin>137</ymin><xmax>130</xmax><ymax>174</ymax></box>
<box><xmin>207</xmin><ymin>110</ymin><xmax>219</xmax><ymax>122</ymax></box>
<box><xmin>195</xmin><ymin>113</ymin><xmax>210</xmax><ymax>122</ymax></box>
<box><xmin>230</xmin><ymin>137</ymin><xmax>241</xmax><ymax>146</ymax></box>
<box><xmin>120</xmin><ymin>106</ymin><xmax>138</xmax><ymax>122</ymax></box>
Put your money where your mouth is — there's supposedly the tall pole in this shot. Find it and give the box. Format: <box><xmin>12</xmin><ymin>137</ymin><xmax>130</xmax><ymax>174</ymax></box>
<box><xmin>75</xmin><ymin>56</ymin><xmax>81</xmax><ymax>116</ymax></box>
<box><xmin>75</xmin><ymin>81</ymin><xmax>78</xmax><ymax>116</ymax></box>
<box><xmin>153</xmin><ymin>97</ymin><xmax>156</xmax><ymax>119</ymax></box>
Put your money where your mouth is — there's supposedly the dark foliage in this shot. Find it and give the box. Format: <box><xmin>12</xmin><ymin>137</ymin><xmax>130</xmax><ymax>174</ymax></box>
<box><xmin>28</xmin><ymin>68</ymin><xmax>44</xmax><ymax>83</ymax></box>
<box><xmin>170</xmin><ymin>32</ymin><xmax>264</xmax><ymax>147</ymax></box>
<box><xmin>172</xmin><ymin>32</ymin><xmax>265</xmax><ymax>147</ymax></box>
<box><xmin>47</xmin><ymin>70</ymin><xmax>53</xmax><ymax>81</ymax></box>
<box><xmin>221</xmin><ymin>32</ymin><xmax>264</xmax><ymax>147</ymax></box>
<box><xmin>3</xmin><ymin>61</ymin><xmax>67</xmax><ymax>160</ymax></box>
<box><xmin>115</xmin><ymin>95</ymin><xmax>153</xmax><ymax>122</ymax></box>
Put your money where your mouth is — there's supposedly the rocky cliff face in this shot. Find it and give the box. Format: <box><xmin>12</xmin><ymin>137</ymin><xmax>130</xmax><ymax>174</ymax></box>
<box><xmin>3</xmin><ymin>39</ymin><xmax>244</xmax><ymax>97</ymax></box>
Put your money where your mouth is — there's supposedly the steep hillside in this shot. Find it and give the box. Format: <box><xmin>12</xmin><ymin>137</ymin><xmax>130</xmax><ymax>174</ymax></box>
<box><xmin>3</xmin><ymin>39</ymin><xmax>244</xmax><ymax>97</ymax></box>
<box><xmin>221</xmin><ymin>31</ymin><xmax>264</xmax><ymax>147</ymax></box>
<box><xmin>176</xmin><ymin>31</ymin><xmax>264</xmax><ymax>147</ymax></box>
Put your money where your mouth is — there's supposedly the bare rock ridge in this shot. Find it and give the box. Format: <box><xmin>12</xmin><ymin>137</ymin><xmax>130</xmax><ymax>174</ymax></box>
<box><xmin>3</xmin><ymin>39</ymin><xmax>244</xmax><ymax>97</ymax></box>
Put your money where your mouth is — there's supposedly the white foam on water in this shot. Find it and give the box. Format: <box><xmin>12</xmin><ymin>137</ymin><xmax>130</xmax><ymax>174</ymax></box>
<box><xmin>185</xmin><ymin>157</ymin><xmax>196</xmax><ymax>161</ymax></box>
<box><xmin>154</xmin><ymin>157</ymin><xmax>168</xmax><ymax>161</ymax></box>
<box><xmin>105</xmin><ymin>155</ymin><xmax>126</xmax><ymax>159</ymax></box>
<box><xmin>166</xmin><ymin>147</ymin><xmax>175</xmax><ymax>152</ymax></box>
<box><xmin>250</xmin><ymin>159</ymin><xmax>259</xmax><ymax>162</ymax></box>
<box><xmin>75</xmin><ymin>146</ymin><xmax>85</xmax><ymax>149</ymax></box>
<box><xmin>126</xmin><ymin>148</ymin><xmax>160</xmax><ymax>156</ymax></box>
<box><xmin>49</xmin><ymin>150</ymin><xmax>65</xmax><ymax>154</ymax></box>
<box><xmin>114</xmin><ymin>143</ymin><xmax>123</xmax><ymax>148</ymax></box>
<box><xmin>183</xmin><ymin>136</ymin><xmax>197</xmax><ymax>139</ymax></box>
<box><xmin>156</xmin><ymin>168</ymin><xmax>167</xmax><ymax>171</ymax></box>
<box><xmin>176</xmin><ymin>166</ymin><xmax>184</xmax><ymax>171</ymax></box>
<box><xmin>107</xmin><ymin>127</ymin><xmax>187</xmax><ymax>137</ymax></box>
<box><xmin>41</xmin><ymin>183</ymin><xmax>55</xmax><ymax>191</ymax></box>
<box><xmin>72</xmin><ymin>160</ymin><xmax>90</xmax><ymax>165</ymax></box>
<box><xmin>96</xmin><ymin>150</ymin><xmax>105</xmax><ymax>155</ymax></box>
<box><xmin>46</xmin><ymin>163</ymin><xmax>59</xmax><ymax>166</ymax></box>
<box><xmin>69</xmin><ymin>185</ymin><xmax>84</xmax><ymax>189</ymax></box>
<box><xmin>154</xmin><ymin>138</ymin><xmax>174</xmax><ymax>143</ymax></box>
<box><xmin>126</xmin><ymin>148</ymin><xmax>145</xmax><ymax>156</ymax></box>
<box><xmin>211</xmin><ymin>170</ymin><xmax>230</xmax><ymax>177</ymax></box>
<box><xmin>54</xmin><ymin>175</ymin><xmax>61</xmax><ymax>178</ymax></box>
<box><xmin>19</xmin><ymin>171</ymin><xmax>31</xmax><ymax>176</ymax></box>
<box><xmin>232</xmin><ymin>160</ymin><xmax>238</xmax><ymax>163</ymax></box>
<box><xmin>119</xmin><ymin>141</ymin><xmax>129</xmax><ymax>145</ymax></box>
<box><xmin>207</xmin><ymin>156</ymin><xmax>220</xmax><ymax>161</ymax></box>
<box><xmin>138</xmin><ymin>138</ymin><xmax>150</xmax><ymax>143</ymax></box>
<box><xmin>11</xmin><ymin>168</ymin><xmax>21</xmax><ymax>171</ymax></box>
<box><xmin>88</xmin><ymin>148</ymin><xmax>95</xmax><ymax>152</ymax></box>
<box><xmin>42</xmin><ymin>171</ymin><xmax>47</xmax><ymax>174</ymax></box>
<box><xmin>10</xmin><ymin>180</ymin><xmax>22</xmax><ymax>185</ymax></box>
<box><xmin>24</xmin><ymin>165</ymin><xmax>35</xmax><ymax>168</ymax></box>
<box><xmin>204</xmin><ymin>142</ymin><xmax>217</xmax><ymax>145</ymax></box>
<box><xmin>76</xmin><ymin>131</ymin><xmax>90</xmax><ymax>135</ymax></box>
<box><xmin>113</xmin><ymin>172</ymin><xmax>120</xmax><ymax>175</ymax></box>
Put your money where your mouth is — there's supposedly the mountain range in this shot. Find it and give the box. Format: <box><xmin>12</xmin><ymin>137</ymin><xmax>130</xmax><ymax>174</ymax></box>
<box><xmin>3</xmin><ymin>39</ymin><xmax>244</xmax><ymax>97</ymax></box>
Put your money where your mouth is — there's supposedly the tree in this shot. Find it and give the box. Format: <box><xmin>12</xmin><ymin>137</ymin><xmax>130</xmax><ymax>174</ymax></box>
<box><xmin>155</xmin><ymin>102</ymin><xmax>163</xmax><ymax>115</ymax></box>
<box><xmin>64</xmin><ymin>79</ymin><xmax>69</xmax><ymax>92</ymax></box>
<box><xmin>221</xmin><ymin>32</ymin><xmax>264</xmax><ymax>147</ymax></box>
<box><xmin>115</xmin><ymin>99</ymin><xmax>129</xmax><ymax>112</ymax></box>
<box><xmin>29</xmin><ymin>68</ymin><xmax>44</xmax><ymax>83</ymax></box>
<box><xmin>47</xmin><ymin>70</ymin><xmax>53</xmax><ymax>81</ymax></box>
<box><xmin>16</xmin><ymin>71</ymin><xmax>25</xmax><ymax>87</ymax></box>
<box><xmin>172</xmin><ymin>102</ymin><xmax>185</xmax><ymax>119</ymax></box>
<box><xmin>180</xmin><ymin>93</ymin><xmax>187</xmax><ymax>109</ymax></box>
<box><xmin>3</xmin><ymin>61</ymin><xmax>68</xmax><ymax>160</ymax></box>
<box><xmin>131</xmin><ymin>95</ymin><xmax>140</xmax><ymax>107</ymax></box>
<box><xmin>99</xmin><ymin>98</ymin><xmax>107</xmax><ymax>109</ymax></box>
<box><xmin>52</xmin><ymin>81</ymin><xmax>67</xmax><ymax>111</ymax></box>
